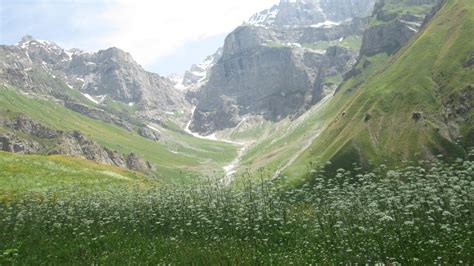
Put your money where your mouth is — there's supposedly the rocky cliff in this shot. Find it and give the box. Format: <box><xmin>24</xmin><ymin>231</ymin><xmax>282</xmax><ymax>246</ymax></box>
<box><xmin>360</xmin><ymin>0</ymin><xmax>442</xmax><ymax>56</ymax></box>
<box><xmin>190</xmin><ymin>0</ymin><xmax>376</xmax><ymax>134</ymax></box>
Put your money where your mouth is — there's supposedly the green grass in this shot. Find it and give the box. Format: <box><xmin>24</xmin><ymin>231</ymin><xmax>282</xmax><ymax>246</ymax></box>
<box><xmin>302</xmin><ymin>35</ymin><xmax>363</xmax><ymax>51</ymax></box>
<box><xmin>0</xmin><ymin>152</ymin><xmax>155</xmax><ymax>201</ymax></box>
<box><xmin>323</xmin><ymin>74</ymin><xmax>343</xmax><ymax>85</ymax></box>
<box><xmin>102</xmin><ymin>98</ymin><xmax>140</xmax><ymax>116</ymax></box>
<box><xmin>1</xmin><ymin>156</ymin><xmax>472</xmax><ymax>264</ymax></box>
<box><xmin>0</xmin><ymin>86</ymin><xmax>238</xmax><ymax>182</ymax></box>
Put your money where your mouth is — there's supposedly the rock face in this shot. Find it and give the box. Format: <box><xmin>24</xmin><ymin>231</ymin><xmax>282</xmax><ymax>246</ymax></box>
<box><xmin>0</xmin><ymin>133</ymin><xmax>41</xmax><ymax>154</ymax></box>
<box><xmin>190</xmin><ymin>0</ymin><xmax>375</xmax><ymax>134</ymax></box>
<box><xmin>360</xmin><ymin>0</ymin><xmax>441</xmax><ymax>56</ymax></box>
<box><xmin>68</xmin><ymin>47</ymin><xmax>186</xmax><ymax>110</ymax></box>
<box><xmin>50</xmin><ymin>131</ymin><xmax>123</xmax><ymax>167</ymax></box>
<box><xmin>183</xmin><ymin>48</ymin><xmax>223</xmax><ymax>87</ymax></box>
<box><xmin>64</xmin><ymin>101</ymin><xmax>134</xmax><ymax>131</ymax></box>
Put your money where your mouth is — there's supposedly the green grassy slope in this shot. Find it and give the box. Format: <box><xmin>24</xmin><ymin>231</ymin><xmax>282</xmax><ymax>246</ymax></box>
<box><xmin>0</xmin><ymin>86</ymin><xmax>238</xmax><ymax>182</ymax></box>
<box><xmin>286</xmin><ymin>0</ymin><xmax>474</xmax><ymax>180</ymax></box>
<box><xmin>0</xmin><ymin>152</ymin><xmax>157</xmax><ymax>201</ymax></box>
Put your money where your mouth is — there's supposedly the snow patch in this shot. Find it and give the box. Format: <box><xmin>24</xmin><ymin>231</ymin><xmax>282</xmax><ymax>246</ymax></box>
<box><xmin>82</xmin><ymin>93</ymin><xmax>100</xmax><ymax>104</ymax></box>
<box><xmin>285</xmin><ymin>42</ymin><xmax>302</xmax><ymax>48</ymax></box>
<box><xmin>310</xmin><ymin>20</ymin><xmax>340</xmax><ymax>28</ymax></box>
<box><xmin>146</xmin><ymin>124</ymin><xmax>161</xmax><ymax>133</ymax></box>
<box><xmin>247</xmin><ymin>5</ymin><xmax>279</xmax><ymax>26</ymax></box>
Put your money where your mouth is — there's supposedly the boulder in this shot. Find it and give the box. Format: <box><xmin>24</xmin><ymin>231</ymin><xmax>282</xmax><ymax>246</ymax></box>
<box><xmin>126</xmin><ymin>153</ymin><xmax>153</xmax><ymax>172</ymax></box>
<box><xmin>138</xmin><ymin>126</ymin><xmax>161</xmax><ymax>142</ymax></box>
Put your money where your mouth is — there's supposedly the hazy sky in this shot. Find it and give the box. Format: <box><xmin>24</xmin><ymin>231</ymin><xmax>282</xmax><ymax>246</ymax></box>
<box><xmin>0</xmin><ymin>0</ymin><xmax>277</xmax><ymax>75</ymax></box>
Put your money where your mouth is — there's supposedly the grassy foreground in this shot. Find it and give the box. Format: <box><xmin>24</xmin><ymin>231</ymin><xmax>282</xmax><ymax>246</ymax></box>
<box><xmin>1</xmin><ymin>151</ymin><xmax>473</xmax><ymax>264</ymax></box>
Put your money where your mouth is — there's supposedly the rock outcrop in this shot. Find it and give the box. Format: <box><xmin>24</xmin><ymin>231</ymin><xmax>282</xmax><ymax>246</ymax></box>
<box><xmin>138</xmin><ymin>126</ymin><xmax>161</xmax><ymax>142</ymax></box>
<box><xmin>126</xmin><ymin>153</ymin><xmax>153</xmax><ymax>172</ymax></box>
<box><xmin>0</xmin><ymin>133</ymin><xmax>41</xmax><ymax>154</ymax></box>
<box><xmin>0</xmin><ymin>114</ymin><xmax>153</xmax><ymax>173</ymax></box>
<box><xmin>1</xmin><ymin>115</ymin><xmax>59</xmax><ymax>138</ymax></box>
<box><xmin>64</xmin><ymin>102</ymin><xmax>134</xmax><ymax>131</ymax></box>
<box><xmin>50</xmin><ymin>131</ymin><xmax>125</xmax><ymax>167</ymax></box>
<box><xmin>360</xmin><ymin>0</ymin><xmax>441</xmax><ymax>56</ymax></box>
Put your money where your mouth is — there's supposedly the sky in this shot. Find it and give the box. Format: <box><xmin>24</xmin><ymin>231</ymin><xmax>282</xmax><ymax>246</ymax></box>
<box><xmin>0</xmin><ymin>0</ymin><xmax>277</xmax><ymax>75</ymax></box>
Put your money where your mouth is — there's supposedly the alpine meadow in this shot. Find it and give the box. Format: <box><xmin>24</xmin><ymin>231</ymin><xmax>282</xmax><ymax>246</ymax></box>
<box><xmin>0</xmin><ymin>0</ymin><xmax>473</xmax><ymax>264</ymax></box>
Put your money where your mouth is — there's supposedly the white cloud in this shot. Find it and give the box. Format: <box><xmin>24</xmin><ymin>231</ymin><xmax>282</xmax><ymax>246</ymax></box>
<box><xmin>97</xmin><ymin>0</ymin><xmax>277</xmax><ymax>66</ymax></box>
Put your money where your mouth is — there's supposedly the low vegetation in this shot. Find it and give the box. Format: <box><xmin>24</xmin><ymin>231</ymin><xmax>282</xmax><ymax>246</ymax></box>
<box><xmin>1</xmin><ymin>151</ymin><xmax>472</xmax><ymax>264</ymax></box>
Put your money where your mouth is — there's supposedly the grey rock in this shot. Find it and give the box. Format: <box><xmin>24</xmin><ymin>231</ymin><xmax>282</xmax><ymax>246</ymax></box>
<box><xmin>360</xmin><ymin>0</ymin><xmax>440</xmax><ymax>57</ymax></box>
<box><xmin>360</xmin><ymin>20</ymin><xmax>414</xmax><ymax>56</ymax></box>
<box><xmin>0</xmin><ymin>133</ymin><xmax>41</xmax><ymax>154</ymax></box>
<box><xmin>183</xmin><ymin>48</ymin><xmax>223</xmax><ymax>87</ymax></box>
<box><xmin>126</xmin><ymin>153</ymin><xmax>153</xmax><ymax>172</ymax></box>
<box><xmin>412</xmin><ymin>112</ymin><xmax>423</xmax><ymax>122</ymax></box>
<box><xmin>443</xmin><ymin>85</ymin><xmax>473</xmax><ymax>122</ymax></box>
<box><xmin>65</xmin><ymin>47</ymin><xmax>190</xmax><ymax>116</ymax></box>
<box><xmin>138</xmin><ymin>126</ymin><xmax>161</xmax><ymax>142</ymax></box>
<box><xmin>50</xmin><ymin>131</ymin><xmax>127</xmax><ymax>167</ymax></box>
<box><xmin>2</xmin><ymin>115</ymin><xmax>59</xmax><ymax>138</ymax></box>
<box><xmin>191</xmin><ymin>28</ymin><xmax>357</xmax><ymax>134</ymax></box>
<box><xmin>464</xmin><ymin>53</ymin><xmax>474</xmax><ymax>68</ymax></box>
<box><xmin>64</xmin><ymin>101</ymin><xmax>134</xmax><ymax>131</ymax></box>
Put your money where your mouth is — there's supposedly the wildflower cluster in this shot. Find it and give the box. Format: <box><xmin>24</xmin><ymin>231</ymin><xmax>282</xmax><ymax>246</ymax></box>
<box><xmin>0</xmin><ymin>158</ymin><xmax>473</xmax><ymax>264</ymax></box>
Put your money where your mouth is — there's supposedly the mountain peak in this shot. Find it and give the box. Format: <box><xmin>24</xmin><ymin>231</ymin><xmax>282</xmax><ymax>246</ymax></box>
<box><xmin>20</xmin><ymin>35</ymin><xmax>35</xmax><ymax>43</ymax></box>
<box><xmin>246</xmin><ymin>0</ymin><xmax>375</xmax><ymax>28</ymax></box>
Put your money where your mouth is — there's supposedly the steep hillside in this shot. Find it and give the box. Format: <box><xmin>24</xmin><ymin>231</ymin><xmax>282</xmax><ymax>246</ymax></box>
<box><xmin>285</xmin><ymin>0</ymin><xmax>473</xmax><ymax>180</ymax></box>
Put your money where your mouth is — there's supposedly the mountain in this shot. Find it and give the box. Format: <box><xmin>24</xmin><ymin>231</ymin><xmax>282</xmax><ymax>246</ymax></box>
<box><xmin>0</xmin><ymin>37</ymin><xmax>239</xmax><ymax>179</ymax></box>
<box><xmin>1</xmin><ymin>36</ymin><xmax>189</xmax><ymax>122</ymax></box>
<box><xmin>247</xmin><ymin>0</ymin><xmax>375</xmax><ymax>27</ymax></box>
<box><xmin>1</xmin><ymin>0</ymin><xmax>471</xmax><ymax>184</ymax></box>
<box><xmin>189</xmin><ymin>0</ymin><xmax>376</xmax><ymax>135</ymax></box>
<box><xmin>225</xmin><ymin>0</ymin><xmax>469</xmax><ymax>182</ymax></box>
<box><xmin>282</xmin><ymin>0</ymin><xmax>474</xmax><ymax>177</ymax></box>
<box><xmin>183</xmin><ymin>48</ymin><xmax>223</xmax><ymax>88</ymax></box>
